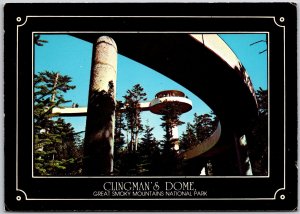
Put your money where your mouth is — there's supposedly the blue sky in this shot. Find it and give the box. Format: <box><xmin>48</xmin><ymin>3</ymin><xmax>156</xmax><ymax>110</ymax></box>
<box><xmin>34</xmin><ymin>34</ymin><xmax>267</xmax><ymax>141</ymax></box>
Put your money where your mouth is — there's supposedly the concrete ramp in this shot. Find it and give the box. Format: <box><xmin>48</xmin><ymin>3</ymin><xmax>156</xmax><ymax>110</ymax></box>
<box><xmin>181</xmin><ymin>122</ymin><xmax>221</xmax><ymax>160</ymax></box>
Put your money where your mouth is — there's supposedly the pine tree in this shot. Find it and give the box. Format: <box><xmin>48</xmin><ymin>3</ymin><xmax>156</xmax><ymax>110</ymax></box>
<box><xmin>193</xmin><ymin>113</ymin><xmax>218</xmax><ymax>143</ymax></box>
<box><xmin>123</xmin><ymin>84</ymin><xmax>147</xmax><ymax>152</ymax></box>
<box><xmin>34</xmin><ymin>71</ymin><xmax>82</xmax><ymax>176</ymax></box>
<box><xmin>247</xmin><ymin>88</ymin><xmax>268</xmax><ymax>176</ymax></box>
<box><xmin>113</xmin><ymin>100</ymin><xmax>126</xmax><ymax>174</ymax></box>
<box><xmin>114</xmin><ymin>100</ymin><xmax>126</xmax><ymax>152</ymax></box>
<box><xmin>180</xmin><ymin>122</ymin><xmax>197</xmax><ymax>150</ymax></box>
<box><xmin>160</xmin><ymin>101</ymin><xmax>184</xmax><ymax>151</ymax></box>
<box><xmin>159</xmin><ymin>101</ymin><xmax>185</xmax><ymax>175</ymax></box>
<box><xmin>179</xmin><ymin>112</ymin><xmax>218</xmax><ymax>175</ymax></box>
<box><xmin>180</xmin><ymin>112</ymin><xmax>218</xmax><ymax>150</ymax></box>
<box><xmin>34</xmin><ymin>34</ymin><xmax>48</xmax><ymax>46</ymax></box>
<box><xmin>116</xmin><ymin>84</ymin><xmax>147</xmax><ymax>175</ymax></box>
<box><xmin>137</xmin><ymin>125</ymin><xmax>160</xmax><ymax>175</ymax></box>
<box><xmin>139</xmin><ymin>125</ymin><xmax>155</xmax><ymax>153</ymax></box>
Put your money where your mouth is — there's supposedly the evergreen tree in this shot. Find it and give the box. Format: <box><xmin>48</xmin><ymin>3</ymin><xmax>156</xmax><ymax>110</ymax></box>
<box><xmin>247</xmin><ymin>88</ymin><xmax>268</xmax><ymax>176</ymax></box>
<box><xmin>179</xmin><ymin>122</ymin><xmax>197</xmax><ymax>151</ymax></box>
<box><xmin>34</xmin><ymin>71</ymin><xmax>82</xmax><ymax>175</ymax></box>
<box><xmin>114</xmin><ymin>100</ymin><xmax>126</xmax><ymax>152</ymax></box>
<box><xmin>180</xmin><ymin>112</ymin><xmax>218</xmax><ymax>150</ymax></box>
<box><xmin>123</xmin><ymin>84</ymin><xmax>147</xmax><ymax>152</ymax></box>
<box><xmin>139</xmin><ymin>125</ymin><xmax>155</xmax><ymax>153</ymax></box>
<box><xmin>136</xmin><ymin>125</ymin><xmax>160</xmax><ymax>175</ymax></box>
<box><xmin>193</xmin><ymin>113</ymin><xmax>218</xmax><ymax>143</ymax></box>
<box><xmin>113</xmin><ymin>100</ymin><xmax>126</xmax><ymax>174</ymax></box>
<box><xmin>179</xmin><ymin>112</ymin><xmax>218</xmax><ymax>175</ymax></box>
<box><xmin>116</xmin><ymin>84</ymin><xmax>147</xmax><ymax>175</ymax></box>
<box><xmin>34</xmin><ymin>34</ymin><xmax>48</xmax><ymax>46</ymax></box>
<box><xmin>160</xmin><ymin>101</ymin><xmax>185</xmax><ymax>150</ymax></box>
<box><xmin>159</xmin><ymin>101</ymin><xmax>185</xmax><ymax>175</ymax></box>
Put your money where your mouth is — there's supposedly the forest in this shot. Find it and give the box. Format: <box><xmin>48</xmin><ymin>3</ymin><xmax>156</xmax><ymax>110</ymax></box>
<box><xmin>33</xmin><ymin>71</ymin><xmax>268</xmax><ymax>176</ymax></box>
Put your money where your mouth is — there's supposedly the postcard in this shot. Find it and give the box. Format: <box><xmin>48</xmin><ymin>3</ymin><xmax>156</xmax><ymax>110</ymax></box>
<box><xmin>4</xmin><ymin>2</ymin><xmax>297</xmax><ymax>211</ymax></box>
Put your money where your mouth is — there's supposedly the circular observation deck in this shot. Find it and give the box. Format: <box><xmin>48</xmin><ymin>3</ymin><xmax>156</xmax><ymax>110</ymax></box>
<box><xmin>149</xmin><ymin>90</ymin><xmax>193</xmax><ymax>115</ymax></box>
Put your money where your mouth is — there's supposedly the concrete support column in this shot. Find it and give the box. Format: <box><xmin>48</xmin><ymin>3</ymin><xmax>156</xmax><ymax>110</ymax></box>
<box><xmin>171</xmin><ymin>126</ymin><xmax>179</xmax><ymax>140</ymax></box>
<box><xmin>171</xmin><ymin>126</ymin><xmax>179</xmax><ymax>151</ymax></box>
<box><xmin>239</xmin><ymin>135</ymin><xmax>253</xmax><ymax>175</ymax></box>
<box><xmin>234</xmin><ymin>133</ymin><xmax>253</xmax><ymax>176</ymax></box>
<box><xmin>84</xmin><ymin>36</ymin><xmax>117</xmax><ymax>175</ymax></box>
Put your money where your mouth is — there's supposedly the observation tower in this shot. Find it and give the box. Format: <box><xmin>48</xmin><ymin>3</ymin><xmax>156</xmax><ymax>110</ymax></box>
<box><xmin>149</xmin><ymin>90</ymin><xmax>192</xmax><ymax>115</ymax></box>
<box><xmin>52</xmin><ymin>89</ymin><xmax>193</xmax><ymax>151</ymax></box>
<box><xmin>148</xmin><ymin>90</ymin><xmax>192</xmax><ymax>150</ymax></box>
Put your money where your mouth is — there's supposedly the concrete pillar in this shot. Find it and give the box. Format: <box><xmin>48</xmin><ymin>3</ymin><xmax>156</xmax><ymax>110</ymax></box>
<box><xmin>239</xmin><ymin>135</ymin><xmax>253</xmax><ymax>175</ymax></box>
<box><xmin>171</xmin><ymin>126</ymin><xmax>179</xmax><ymax>151</ymax></box>
<box><xmin>171</xmin><ymin>126</ymin><xmax>179</xmax><ymax>140</ymax></box>
<box><xmin>234</xmin><ymin>133</ymin><xmax>253</xmax><ymax>176</ymax></box>
<box><xmin>83</xmin><ymin>36</ymin><xmax>117</xmax><ymax>175</ymax></box>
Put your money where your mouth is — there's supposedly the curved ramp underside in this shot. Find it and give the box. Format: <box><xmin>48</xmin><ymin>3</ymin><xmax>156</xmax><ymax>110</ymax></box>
<box><xmin>69</xmin><ymin>33</ymin><xmax>258</xmax><ymax>159</ymax></box>
<box><xmin>181</xmin><ymin>122</ymin><xmax>221</xmax><ymax>160</ymax></box>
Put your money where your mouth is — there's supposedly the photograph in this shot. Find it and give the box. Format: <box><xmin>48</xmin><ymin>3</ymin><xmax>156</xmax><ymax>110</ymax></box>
<box><xmin>33</xmin><ymin>33</ymin><xmax>267</xmax><ymax>177</ymax></box>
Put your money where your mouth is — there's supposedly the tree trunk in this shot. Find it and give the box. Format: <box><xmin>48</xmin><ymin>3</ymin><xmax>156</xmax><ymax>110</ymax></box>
<box><xmin>51</xmin><ymin>73</ymin><xmax>59</xmax><ymax>102</ymax></box>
